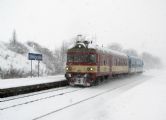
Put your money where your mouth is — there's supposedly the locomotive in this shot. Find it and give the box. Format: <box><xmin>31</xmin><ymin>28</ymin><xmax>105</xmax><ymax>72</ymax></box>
<box><xmin>65</xmin><ymin>35</ymin><xmax>143</xmax><ymax>86</ymax></box>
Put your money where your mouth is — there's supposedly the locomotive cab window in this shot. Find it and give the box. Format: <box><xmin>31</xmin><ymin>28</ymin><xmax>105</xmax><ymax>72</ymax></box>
<box><xmin>88</xmin><ymin>54</ymin><xmax>96</xmax><ymax>63</ymax></box>
<box><xmin>67</xmin><ymin>54</ymin><xmax>96</xmax><ymax>63</ymax></box>
<box><xmin>67</xmin><ymin>55</ymin><xmax>74</xmax><ymax>62</ymax></box>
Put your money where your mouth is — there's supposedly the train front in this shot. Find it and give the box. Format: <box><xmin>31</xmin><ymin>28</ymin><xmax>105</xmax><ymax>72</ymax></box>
<box><xmin>65</xmin><ymin>39</ymin><xmax>97</xmax><ymax>86</ymax></box>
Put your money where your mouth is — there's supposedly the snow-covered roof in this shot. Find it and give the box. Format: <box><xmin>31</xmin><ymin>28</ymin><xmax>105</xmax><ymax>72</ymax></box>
<box><xmin>128</xmin><ymin>55</ymin><xmax>143</xmax><ymax>61</ymax></box>
<box><xmin>96</xmin><ymin>46</ymin><xmax>127</xmax><ymax>57</ymax></box>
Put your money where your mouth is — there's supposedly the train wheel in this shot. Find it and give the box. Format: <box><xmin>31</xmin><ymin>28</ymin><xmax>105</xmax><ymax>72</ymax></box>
<box><xmin>104</xmin><ymin>75</ymin><xmax>109</xmax><ymax>79</ymax></box>
<box><xmin>100</xmin><ymin>76</ymin><xmax>105</xmax><ymax>82</ymax></box>
<box><xmin>92</xmin><ymin>77</ymin><xmax>99</xmax><ymax>86</ymax></box>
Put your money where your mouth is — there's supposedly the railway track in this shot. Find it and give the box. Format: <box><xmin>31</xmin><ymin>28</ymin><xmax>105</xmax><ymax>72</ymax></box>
<box><xmin>0</xmin><ymin>75</ymin><xmax>146</xmax><ymax>120</ymax></box>
<box><xmin>33</xmin><ymin>78</ymin><xmax>145</xmax><ymax>120</ymax></box>
<box><xmin>0</xmin><ymin>86</ymin><xmax>69</xmax><ymax>102</ymax></box>
<box><xmin>0</xmin><ymin>87</ymin><xmax>84</xmax><ymax>111</ymax></box>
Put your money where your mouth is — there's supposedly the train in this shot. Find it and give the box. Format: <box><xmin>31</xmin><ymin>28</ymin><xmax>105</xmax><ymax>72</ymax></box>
<box><xmin>65</xmin><ymin>35</ymin><xmax>143</xmax><ymax>86</ymax></box>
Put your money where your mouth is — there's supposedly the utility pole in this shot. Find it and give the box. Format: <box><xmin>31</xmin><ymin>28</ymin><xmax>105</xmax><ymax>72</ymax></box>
<box><xmin>12</xmin><ymin>29</ymin><xmax>17</xmax><ymax>44</ymax></box>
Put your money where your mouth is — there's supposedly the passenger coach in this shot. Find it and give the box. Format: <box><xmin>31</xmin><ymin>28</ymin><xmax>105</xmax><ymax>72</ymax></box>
<box><xmin>128</xmin><ymin>56</ymin><xmax>144</xmax><ymax>73</ymax></box>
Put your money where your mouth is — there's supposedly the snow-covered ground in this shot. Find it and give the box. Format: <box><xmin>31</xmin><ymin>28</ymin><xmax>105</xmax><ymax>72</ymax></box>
<box><xmin>0</xmin><ymin>75</ymin><xmax>65</xmax><ymax>89</ymax></box>
<box><xmin>0</xmin><ymin>69</ymin><xmax>166</xmax><ymax>120</ymax></box>
<box><xmin>0</xmin><ymin>42</ymin><xmax>47</xmax><ymax>74</ymax></box>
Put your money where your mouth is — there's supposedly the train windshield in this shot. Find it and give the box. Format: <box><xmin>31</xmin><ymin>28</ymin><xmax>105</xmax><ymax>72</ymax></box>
<box><xmin>67</xmin><ymin>54</ymin><xmax>96</xmax><ymax>63</ymax></box>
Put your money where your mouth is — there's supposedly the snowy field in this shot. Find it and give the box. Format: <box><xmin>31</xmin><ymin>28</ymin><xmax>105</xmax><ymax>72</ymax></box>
<box><xmin>0</xmin><ymin>69</ymin><xmax>166</xmax><ymax>120</ymax></box>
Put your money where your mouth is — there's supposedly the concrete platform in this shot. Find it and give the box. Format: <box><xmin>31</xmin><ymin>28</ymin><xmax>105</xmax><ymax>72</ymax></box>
<box><xmin>0</xmin><ymin>75</ymin><xmax>68</xmax><ymax>98</ymax></box>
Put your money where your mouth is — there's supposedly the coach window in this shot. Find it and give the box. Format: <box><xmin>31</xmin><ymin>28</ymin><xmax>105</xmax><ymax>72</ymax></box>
<box><xmin>100</xmin><ymin>55</ymin><xmax>102</xmax><ymax>64</ymax></box>
<box><xmin>104</xmin><ymin>60</ymin><xmax>106</xmax><ymax>65</ymax></box>
<box><xmin>116</xmin><ymin>58</ymin><xmax>117</xmax><ymax>66</ymax></box>
<box><xmin>116</xmin><ymin>59</ymin><xmax>118</xmax><ymax>65</ymax></box>
<box><xmin>117</xmin><ymin>58</ymin><xmax>119</xmax><ymax>65</ymax></box>
<box><xmin>112</xmin><ymin>57</ymin><xmax>114</xmax><ymax>65</ymax></box>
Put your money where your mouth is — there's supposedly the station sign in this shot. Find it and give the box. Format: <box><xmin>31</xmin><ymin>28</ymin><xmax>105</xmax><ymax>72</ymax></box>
<box><xmin>28</xmin><ymin>53</ymin><xmax>42</xmax><ymax>61</ymax></box>
<box><xmin>28</xmin><ymin>53</ymin><xmax>42</xmax><ymax>77</ymax></box>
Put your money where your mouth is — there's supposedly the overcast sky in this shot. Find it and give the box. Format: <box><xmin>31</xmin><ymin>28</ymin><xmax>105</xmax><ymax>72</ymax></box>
<box><xmin>0</xmin><ymin>0</ymin><xmax>166</xmax><ymax>61</ymax></box>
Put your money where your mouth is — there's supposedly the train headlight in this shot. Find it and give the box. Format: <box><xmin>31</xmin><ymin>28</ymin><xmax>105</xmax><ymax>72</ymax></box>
<box><xmin>66</xmin><ymin>67</ymin><xmax>69</xmax><ymax>71</ymax></box>
<box><xmin>87</xmin><ymin>67</ymin><xmax>93</xmax><ymax>71</ymax></box>
<box><xmin>66</xmin><ymin>66</ymin><xmax>72</xmax><ymax>71</ymax></box>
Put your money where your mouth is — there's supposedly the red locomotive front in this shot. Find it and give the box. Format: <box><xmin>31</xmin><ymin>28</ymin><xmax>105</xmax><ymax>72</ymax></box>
<box><xmin>65</xmin><ymin>43</ymin><xmax>98</xmax><ymax>86</ymax></box>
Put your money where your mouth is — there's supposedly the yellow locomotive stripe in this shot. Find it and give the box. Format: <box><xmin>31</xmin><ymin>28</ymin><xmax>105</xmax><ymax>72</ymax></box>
<box><xmin>112</xmin><ymin>66</ymin><xmax>128</xmax><ymax>73</ymax></box>
<box><xmin>99</xmin><ymin>66</ymin><xmax>110</xmax><ymax>73</ymax></box>
<box><xmin>66</xmin><ymin>65</ymin><xmax>97</xmax><ymax>73</ymax></box>
<box><xmin>66</xmin><ymin>65</ymin><xmax>129</xmax><ymax>74</ymax></box>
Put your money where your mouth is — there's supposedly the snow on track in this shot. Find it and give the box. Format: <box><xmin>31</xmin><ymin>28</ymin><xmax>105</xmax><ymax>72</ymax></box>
<box><xmin>1</xmin><ymin>69</ymin><xmax>166</xmax><ymax>120</ymax></box>
<box><xmin>0</xmin><ymin>87</ymin><xmax>69</xmax><ymax>102</ymax></box>
<box><xmin>0</xmin><ymin>72</ymin><xmax>147</xmax><ymax>120</ymax></box>
<box><xmin>0</xmin><ymin>87</ymin><xmax>83</xmax><ymax>110</ymax></box>
<box><xmin>38</xmin><ymin>70</ymin><xmax>166</xmax><ymax>120</ymax></box>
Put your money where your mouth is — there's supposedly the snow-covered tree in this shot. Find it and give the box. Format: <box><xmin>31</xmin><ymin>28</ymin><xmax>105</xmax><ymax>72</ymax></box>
<box><xmin>123</xmin><ymin>49</ymin><xmax>138</xmax><ymax>57</ymax></box>
<box><xmin>107</xmin><ymin>43</ymin><xmax>123</xmax><ymax>51</ymax></box>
